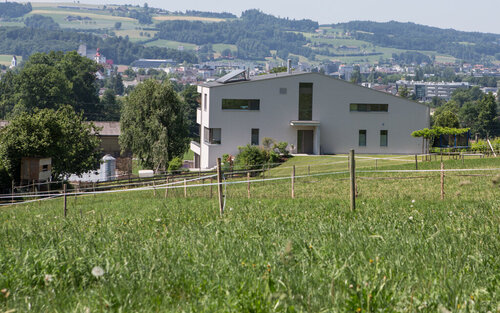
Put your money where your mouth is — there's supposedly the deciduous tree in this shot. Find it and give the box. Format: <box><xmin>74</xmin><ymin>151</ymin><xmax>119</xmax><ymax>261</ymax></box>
<box><xmin>120</xmin><ymin>80</ymin><xmax>189</xmax><ymax>171</ymax></box>
<box><xmin>0</xmin><ymin>105</ymin><xmax>101</xmax><ymax>181</ymax></box>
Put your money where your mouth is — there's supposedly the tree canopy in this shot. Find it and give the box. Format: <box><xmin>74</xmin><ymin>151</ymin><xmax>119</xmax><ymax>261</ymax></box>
<box><xmin>120</xmin><ymin>80</ymin><xmax>189</xmax><ymax>171</ymax></box>
<box><xmin>0</xmin><ymin>51</ymin><xmax>101</xmax><ymax>119</ymax></box>
<box><xmin>0</xmin><ymin>105</ymin><xmax>101</xmax><ymax>181</ymax></box>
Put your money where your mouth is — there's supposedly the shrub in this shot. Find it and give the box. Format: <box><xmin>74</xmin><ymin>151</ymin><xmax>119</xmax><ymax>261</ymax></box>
<box><xmin>273</xmin><ymin>141</ymin><xmax>289</xmax><ymax>156</ymax></box>
<box><xmin>261</xmin><ymin>137</ymin><xmax>275</xmax><ymax>151</ymax></box>
<box><xmin>168</xmin><ymin>157</ymin><xmax>183</xmax><ymax>173</ymax></box>
<box><xmin>269</xmin><ymin>150</ymin><xmax>280</xmax><ymax>164</ymax></box>
<box><xmin>235</xmin><ymin>144</ymin><xmax>267</xmax><ymax>169</ymax></box>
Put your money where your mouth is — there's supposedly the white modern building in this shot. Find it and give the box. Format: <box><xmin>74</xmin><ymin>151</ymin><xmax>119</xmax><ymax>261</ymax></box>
<box><xmin>191</xmin><ymin>69</ymin><xmax>430</xmax><ymax>169</ymax></box>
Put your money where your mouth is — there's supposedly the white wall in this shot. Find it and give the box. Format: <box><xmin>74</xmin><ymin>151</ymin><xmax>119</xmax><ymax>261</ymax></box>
<box><xmin>195</xmin><ymin>73</ymin><xmax>429</xmax><ymax>169</ymax></box>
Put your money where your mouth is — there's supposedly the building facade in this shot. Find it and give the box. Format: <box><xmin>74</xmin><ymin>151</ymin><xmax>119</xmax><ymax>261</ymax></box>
<box><xmin>192</xmin><ymin>71</ymin><xmax>430</xmax><ymax>169</ymax></box>
<box><xmin>396</xmin><ymin>80</ymin><xmax>470</xmax><ymax>101</ymax></box>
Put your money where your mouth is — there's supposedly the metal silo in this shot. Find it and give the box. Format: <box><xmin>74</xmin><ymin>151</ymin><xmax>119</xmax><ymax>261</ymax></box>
<box><xmin>100</xmin><ymin>154</ymin><xmax>116</xmax><ymax>182</ymax></box>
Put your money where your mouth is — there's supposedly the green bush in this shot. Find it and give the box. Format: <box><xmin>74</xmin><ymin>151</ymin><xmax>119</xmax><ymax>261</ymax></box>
<box><xmin>235</xmin><ymin>144</ymin><xmax>267</xmax><ymax>169</ymax></box>
<box><xmin>168</xmin><ymin>157</ymin><xmax>183</xmax><ymax>173</ymax></box>
<box><xmin>269</xmin><ymin>150</ymin><xmax>280</xmax><ymax>164</ymax></box>
<box><xmin>273</xmin><ymin>141</ymin><xmax>289</xmax><ymax>156</ymax></box>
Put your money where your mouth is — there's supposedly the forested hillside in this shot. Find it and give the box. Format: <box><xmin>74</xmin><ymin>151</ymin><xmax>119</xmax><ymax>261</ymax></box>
<box><xmin>0</xmin><ymin>27</ymin><xmax>198</xmax><ymax>64</ymax></box>
<box><xmin>336</xmin><ymin>21</ymin><xmax>500</xmax><ymax>62</ymax></box>
<box><xmin>156</xmin><ymin>9</ymin><xmax>318</xmax><ymax>59</ymax></box>
<box><xmin>0</xmin><ymin>2</ymin><xmax>32</xmax><ymax>19</ymax></box>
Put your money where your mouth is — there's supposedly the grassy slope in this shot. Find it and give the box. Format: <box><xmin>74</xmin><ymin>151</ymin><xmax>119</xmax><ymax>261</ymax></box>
<box><xmin>1</xmin><ymin>157</ymin><xmax>499</xmax><ymax>311</ymax></box>
<box><xmin>0</xmin><ymin>55</ymin><xmax>21</xmax><ymax>66</ymax></box>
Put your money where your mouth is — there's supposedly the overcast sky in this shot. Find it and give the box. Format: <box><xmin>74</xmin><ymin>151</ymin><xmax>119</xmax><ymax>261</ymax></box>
<box><xmin>30</xmin><ymin>0</ymin><xmax>500</xmax><ymax>34</ymax></box>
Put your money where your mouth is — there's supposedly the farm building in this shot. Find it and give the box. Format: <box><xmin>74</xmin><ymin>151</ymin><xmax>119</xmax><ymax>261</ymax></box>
<box><xmin>191</xmin><ymin>68</ymin><xmax>430</xmax><ymax>169</ymax></box>
<box><xmin>20</xmin><ymin>157</ymin><xmax>52</xmax><ymax>184</ymax></box>
<box><xmin>90</xmin><ymin>121</ymin><xmax>123</xmax><ymax>157</ymax></box>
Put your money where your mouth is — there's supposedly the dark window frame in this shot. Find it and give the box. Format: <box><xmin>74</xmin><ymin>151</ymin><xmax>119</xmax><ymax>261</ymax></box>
<box><xmin>299</xmin><ymin>82</ymin><xmax>313</xmax><ymax>120</ymax></box>
<box><xmin>204</xmin><ymin>127</ymin><xmax>221</xmax><ymax>144</ymax></box>
<box><xmin>222</xmin><ymin>99</ymin><xmax>260</xmax><ymax>110</ymax></box>
<box><xmin>359</xmin><ymin>130</ymin><xmax>367</xmax><ymax>147</ymax></box>
<box><xmin>350</xmin><ymin>103</ymin><xmax>388</xmax><ymax>112</ymax></box>
<box><xmin>251</xmin><ymin>128</ymin><xmax>259</xmax><ymax>146</ymax></box>
<box><xmin>380</xmin><ymin>130</ymin><xmax>388</xmax><ymax>147</ymax></box>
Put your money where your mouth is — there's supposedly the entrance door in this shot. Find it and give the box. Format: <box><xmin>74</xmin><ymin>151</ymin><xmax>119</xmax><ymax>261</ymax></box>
<box><xmin>297</xmin><ymin>130</ymin><xmax>314</xmax><ymax>154</ymax></box>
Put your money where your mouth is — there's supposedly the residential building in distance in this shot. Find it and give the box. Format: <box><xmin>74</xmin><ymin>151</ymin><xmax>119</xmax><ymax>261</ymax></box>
<box><xmin>130</xmin><ymin>59</ymin><xmax>175</xmax><ymax>69</ymax></box>
<box><xmin>396</xmin><ymin>80</ymin><xmax>470</xmax><ymax>101</ymax></box>
<box><xmin>191</xmin><ymin>67</ymin><xmax>429</xmax><ymax>169</ymax></box>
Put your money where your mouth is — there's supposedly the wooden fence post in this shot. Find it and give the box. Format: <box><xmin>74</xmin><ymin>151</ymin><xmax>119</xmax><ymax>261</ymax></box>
<box><xmin>210</xmin><ymin>177</ymin><xmax>213</xmax><ymax>198</ymax></box>
<box><xmin>184</xmin><ymin>179</ymin><xmax>187</xmax><ymax>198</ymax></box>
<box><xmin>11</xmin><ymin>180</ymin><xmax>14</xmax><ymax>204</ymax></box>
<box><xmin>375</xmin><ymin>158</ymin><xmax>378</xmax><ymax>170</ymax></box>
<box><xmin>217</xmin><ymin>158</ymin><xmax>224</xmax><ymax>217</ymax></box>
<box><xmin>415</xmin><ymin>154</ymin><xmax>418</xmax><ymax>171</ymax></box>
<box><xmin>164</xmin><ymin>177</ymin><xmax>169</xmax><ymax>198</ymax></box>
<box><xmin>349</xmin><ymin>149</ymin><xmax>356</xmax><ymax>211</ymax></box>
<box><xmin>307</xmin><ymin>165</ymin><xmax>310</xmax><ymax>176</ymax></box>
<box><xmin>291</xmin><ymin>165</ymin><xmax>295</xmax><ymax>199</ymax></box>
<box><xmin>440</xmin><ymin>162</ymin><xmax>445</xmax><ymax>200</ymax></box>
<box><xmin>247</xmin><ymin>172</ymin><xmax>251</xmax><ymax>199</ymax></box>
<box><xmin>63</xmin><ymin>183</ymin><xmax>67</xmax><ymax>218</ymax></box>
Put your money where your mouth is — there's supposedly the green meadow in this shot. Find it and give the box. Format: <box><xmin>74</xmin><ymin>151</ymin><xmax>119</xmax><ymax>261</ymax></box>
<box><xmin>0</xmin><ymin>156</ymin><xmax>499</xmax><ymax>312</ymax></box>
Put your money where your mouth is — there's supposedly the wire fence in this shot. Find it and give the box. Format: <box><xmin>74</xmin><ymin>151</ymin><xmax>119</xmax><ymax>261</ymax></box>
<box><xmin>1</xmin><ymin>152</ymin><xmax>499</xmax><ymax>209</ymax></box>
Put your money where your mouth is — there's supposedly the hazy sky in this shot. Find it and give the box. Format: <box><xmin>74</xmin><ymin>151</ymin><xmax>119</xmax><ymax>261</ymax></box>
<box><xmin>30</xmin><ymin>0</ymin><xmax>500</xmax><ymax>34</ymax></box>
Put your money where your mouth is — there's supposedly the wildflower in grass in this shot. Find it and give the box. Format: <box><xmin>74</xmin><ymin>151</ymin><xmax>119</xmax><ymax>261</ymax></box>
<box><xmin>369</xmin><ymin>259</ymin><xmax>374</xmax><ymax>263</ymax></box>
<box><xmin>91</xmin><ymin>266</ymin><xmax>105</xmax><ymax>278</ymax></box>
<box><xmin>356</xmin><ymin>308</ymin><xmax>361</xmax><ymax>312</ymax></box>
<box><xmin>155</xmin><ymin>218</ymin><xmax>161</xmax><ymax>222</ymax></box>
<box><xmin>1</xmin><ymin>289</ymin><xmax>10</xmax><ymax>298</ymax></box>
<box><xmin>411</xmin><ymin>199</ymin><xmax>415</xmax><ymax>203</ymax></box>
<box><xmin>44</xmin><ymin>274</ymin><xmax>53</xmax><ymax>283</ymax></box>
<box><xmin>409</xmin><ymin>216</ymin><xmax>414</xmax><ymax>221</ymax></box>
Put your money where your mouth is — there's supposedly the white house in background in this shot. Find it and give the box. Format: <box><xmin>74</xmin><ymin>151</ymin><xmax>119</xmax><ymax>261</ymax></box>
<box><xmin>191</xmin><ymin>68</ymin><xmax>430</xmax><ymax>169</ymax></box>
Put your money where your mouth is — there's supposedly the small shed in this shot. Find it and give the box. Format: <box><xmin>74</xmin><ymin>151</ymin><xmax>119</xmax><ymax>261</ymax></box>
<box><xmin>20</xmin><ymin>157</ymin><xmax>52</xmax><ymax>183</ymax></box>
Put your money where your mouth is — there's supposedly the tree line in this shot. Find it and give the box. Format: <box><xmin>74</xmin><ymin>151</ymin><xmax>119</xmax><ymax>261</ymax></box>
<box><xmin>0</xmin><ymin>26</ymin><xmax>198</xmax><ymax>65</ymax></box>
<box><xmin>0</xmin><ymin>2</ymin><xmax>32</xmax><ymax>19</ymax></box>
<box><xmin>156</xmin><ymin>9</ymin><xmax>318</xmax><ymax>60</ymax></box>
<box><xmin>431</xmin><ymin>87</ymin><xmax>499</xmax><ymax>138</ymax></box>
<box><xmin>0</xmin><ymin>50</ymin><xmax>199</xmax><ymax>187</ymax></box>
<box><xmin>334</xmin><ymin>21</ymin><xmax>500</xmax><ymax>63</ymax></box>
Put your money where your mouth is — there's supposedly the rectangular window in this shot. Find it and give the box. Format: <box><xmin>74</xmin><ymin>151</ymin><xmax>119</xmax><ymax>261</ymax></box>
<box><xmin>279</xmin><ymin>88</ymin><xmax>287</xmax><ymax>95</ymax></box>
<box><xmin>251</xmin><ymin>129</ymin><xmax>259</xmax><ymax>145</ymax></box>
<box><xmin>380</xmin><ymin>130</ymin><xmax>388</xmax><ymax>147</ymax></box>
<box><xmin>204</xmin><ymin>127</ymin><xmax>221</xmax><ymax>144</ymax></box>
<box><xmin>350</xmin><ymin>103</ymin><xmax>388</xmax><ymax>112</ymax></box>
<box><xmin>203</xmin><ymin>94</ymin><xmax>207</xmax><ymax>111</ymax></box>
<box><xmin>359</xmin><ymin>130</ymin><xmax>366</xmax><ymax>146</ymax></box>
<box><xmin>222</xmin><ymin>99</ymin><xmax>260</xmax><ymax>110</ymax></box>
<box><xmin>299</xmin><ymin>83</ymin><xmax>313</xmax><ymax>120</ymax></box>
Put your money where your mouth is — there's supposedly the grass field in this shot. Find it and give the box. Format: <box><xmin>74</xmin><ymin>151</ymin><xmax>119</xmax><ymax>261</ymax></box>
<box><xmin>144</xmin><ymin>39</ymin><xmax>198</xmax><ymax>50</ymax></box>
<box><xmin>0</xmin><ymin>55</ymin><xmax>21</xmax><ymax>66</ymax></box>
<box><xmin>152</xmin><ymin>16</ymin><xmax>226</xmax><ymax>23</ymax></box>
<box><xmin>1</xmin><ymin>156</ymin><xmax>499</xmax><ymax>311</ymax></box>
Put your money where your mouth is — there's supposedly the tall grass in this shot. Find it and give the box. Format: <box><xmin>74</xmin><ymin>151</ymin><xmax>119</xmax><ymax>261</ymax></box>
<box><xmin>0</xmin><ymin>157</ymin><xmax>499</xmax><ymax>312</ymax></box>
